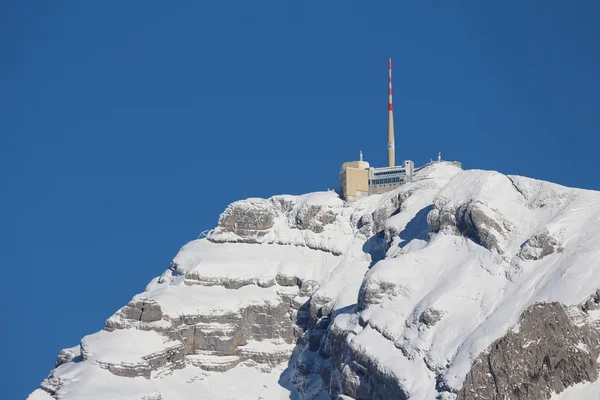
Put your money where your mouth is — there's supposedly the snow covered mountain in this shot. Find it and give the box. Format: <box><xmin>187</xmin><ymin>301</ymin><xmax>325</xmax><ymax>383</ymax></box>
<box><xmin>29</xmin><ymin>162</ymin><xmax>600</xmax><ymax>400</ymax></box>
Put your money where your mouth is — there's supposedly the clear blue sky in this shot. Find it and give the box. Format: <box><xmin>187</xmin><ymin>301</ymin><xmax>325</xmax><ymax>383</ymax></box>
<box><xmin>2</xmin><ymin>1</ymin><xmax>599</xmax><ymax>397</ymax></box>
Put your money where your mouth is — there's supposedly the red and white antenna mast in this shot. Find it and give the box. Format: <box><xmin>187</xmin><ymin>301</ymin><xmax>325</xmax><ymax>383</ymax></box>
<box><xmin>387</xmin><ymin>58</ymin><xmax>395</xmax><ymax>167</ymax></box>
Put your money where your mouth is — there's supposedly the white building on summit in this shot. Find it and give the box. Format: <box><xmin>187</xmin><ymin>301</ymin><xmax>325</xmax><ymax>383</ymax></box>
<box><xmin>339</xmin><ymin>58</ymin><xmax>414</xmax><ymax>202</ymax></box>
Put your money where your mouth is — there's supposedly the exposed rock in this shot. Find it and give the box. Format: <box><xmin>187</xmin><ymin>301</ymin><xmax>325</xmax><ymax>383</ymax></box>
<box><xmin>427</xmin><ymin>208</ymin><xmax>457</xmax><ymax>235</ymax></box>
<box><xmin>457</xmin><ymin>302</ymin><xmax>600</xmax><ymax>400</ymax></box>
<box><xmin>426</xmin><ymin>208</ymin><xmax>441</xmax><ymax>232</ymax></box>
<box><xmin>276</xmin><ymin>273</ymin><xmax>302</xmax><ymax>287</ymax></box>
<box><xmin>55</xmin><ymin>346</ymin><xmax>79</xmax><ymax>368</ymax></box>
<box><xmin>39</xmin><ymin>373</ymin><xmax>66</xmax><ymax>396</ymax></box>
<box><xmin>419</xmin><ymin>308</ymin><xmax>444</xmax><ymax>328</ymax></box>
<box><xmin>582</xmin><ymin>289</ymin><xmax>600</xmax><ymax>312</ymax></box>
<box><xmin>218</xmin><ymin>198</ymin><xmax>278</xmax><ymax>233</ymax></box>
<box><xmin>80</xmin><ymin>330</ymin><xmax>186</xmax><ymax>379</ymax></box>
<box><xmin>319</xmin><ymin>321</ymin><xmax>409</xmax><ymax>400</ymax></box>
<box><xmin>187</xmin><ymin>353</ymin><xmax>240</xmax><ymax>372</ymax></box>
<box><xmin>357</xmin><ymin>279</ymin><xmax>409</xmax><ymax>311</ymax></box>
<box><xmin>518</xmin><ymin>230</ymin><xmax>563</xmax><ymax>261</ymax></box>
<box><xmin>455</xmin><ymin>201</ymin><xmax>511</xmax><ymax>254</ymax></box>
<box><xmin>183</xmin><ymin>275</ymin><xmax>277</xmax><ymax>289</ymax></box>
<box><xmin>430</xmin><ymin>198</ymin><xmax>513</xmax><ymax>253</ymax></box>
<box><xmin>118</xmin><ymin>299</ymin><xmax>164</xmax><ymax>323</ymax></box>
<box><xmin>207</xmin><ymin>192</ymin><xmax>353</xmax><ymax>255</ymax></box>
<box><xmin>139</xmin><ymin>394</ymin><xmax>163</xmax><ymax>400</ymax></box>
<box><xmin>166</xmin><ymin>300</ymin><xmax>295</xmax><ymax>359</ymax></box>
<box><xmin>237</xmin><ymin>340</ymin><xmax>295</xmax><ymax>368</ymax></box>
<box><xmin>371</xmin><ymin>196</ymin><xmax>402</xmax><ymax>235</ymax></box>
<box><xmin>295</xmin><ymin>204</ymin><xmax>338</xmax><ymax>233</ymax></box>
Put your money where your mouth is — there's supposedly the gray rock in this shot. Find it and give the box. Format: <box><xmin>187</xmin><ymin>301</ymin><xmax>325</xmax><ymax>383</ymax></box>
<box><xmin>457</xmin><ymin>302</ymin><xmax>600</xmax><ymax>400</ymax></box>
<box><xmin>455</xmin><ymin>201</ymin><xmax>509</xmax><ymax>253</ymax></box>
<box><xmin>92</xmin><ymin>342</ymin><xmax>186</xmax><ymax>379</ymax></box>
<box><xmin>582</xmin><ymin>289</ymin><xmax>600</xmax><ymax>312</ymax></box>
<box><xmin>163</xmin><ymin>298</ymin><xmax>296</xmax><ymax>371</ymax></box>
<box><xmin>183</xmin><ymin>275</ymin><xmax>276</xmax><ymax>289</ymax></box>
<box><xmin>105</xmin><ymin>299</ymin><xmax>166</xmax><ymax>332</ymax></box>
<box><xmin>430</xmin><ymin>198</ymin><xmax>513</xmax><ymax>253</ymax></box>
<box><xmin>419</xmin><ymin>308</ymin><xmax>444</xmax><ymax>327</ymax></box>
<box><xmin>300</xmin><ymin>279</ymin><xmax>320</xmax><ymax>297</ymax></box>
<box><xmin>428</xmin><ymin>208</ymin><xmax>457</xmax><ymax>234</ymax></box>
<box><xmin>218</xmin><ymin>198</ymin><xmax>278</xmax><ymax>232</ymax></box>
<box><xmin>358</xmin><ymin>279</ymin><xmax>408</xmax><ymax>311</ymax></box>
<box><xmin>55</xmin><ymin>347</ymin><xmax>79</xmax><ymax>367</ymax></box>
<box><xmin>39</xmin><ymin>373</ymin><xmax>66</xmax><ymax>396</ymax></box>
<box><xmin>294</xmin><ymin>204</ymin><xmax>338</xmax><ymax>233</ymax></box>
<box><xmin>122</xmin><ymin>299</ymin><xmax>163</xmax><ymax>322</ymax></box>
<box><xmin>140</xmin><ymin>394</ymin><xmax>163</xmax><ymax>400</ymax></box>
<box><xmin>427</xmin><ymin>209</ymin><xmax>441</xmax><ymax>232</ymax></box>
<box><xmin>276</xmin><ymin>273</ymin><xmax>302</xmax><ymax>287</ymax></box>
<box><xmin>237</xmin><ymin>344</ymin><xmax>293</xmax><ymax>367</ymax></box>
<box><xmin>318</xmin><ymin>322</ymin><xmax>409</xmax><ymax>400</ymax></box>
<box><xmin>518</xmin><ymin>230</ymin><xmax>563</xmax><ymax>261</ymax></box>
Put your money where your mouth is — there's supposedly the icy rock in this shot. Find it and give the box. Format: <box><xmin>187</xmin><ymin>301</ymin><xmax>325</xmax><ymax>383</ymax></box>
<box><xmin>168</xmin><ymin>301</ymin><xmax>295</xmax><ymax>357</ymax></box>
<box><xmin>55</xmin><ymin>346</ymin><xmax>80</xmax><ymax>367</ymax></box>
<box><xmin>457</xmin><ymin>302</ymin><xmax>600</xmax><ymax>400</ymax></box>
<box><xmin>455</xmin><ymin>201</ymin><xmax>510</xmax><ymax>254</ymax></box>
<box><xmin>426</xmin><ymin>208</ymin><xmax>441</xmax><ymax>232</ymax></box>
<box><xmin>582</xmin><ymin>289</ymin><xmax>600</xmax><ymax>312</ymax></box>
<box><xmin>294</xmin><ymin>204</ymin><xmax>338</xmax><ymax>233</ymax></box>
<box><xmin>518</xmin><ymin>229</ymin><xmax>563</xmax><ymax>261</ymax></box>
<box><xmin>218</xmin><ymin>198</ymin><xmax>278</xmax><ymax>233</ymax></box>
<box><xmin>357</xmin><ymin>279</ymin><xmax>408</xmax><ymax>311</ymax></box>
<box><xmin>419</xmin><ymin>307</ymin><xmax>444</xmax><ymax>328</ymax></box>
<box><xmin>237</xmin><ymin>340</ymin><xmax>296</xmax><ymax>368</ymax></box>
<box><xmin>317</xmin><ymin>317</ymin><xmax>410</xmax><ymax>400</ymax></box>
<box><xmin>80</xmin><ymin>329</ymin><xmax>186</xmax><ymax>379</ymax></box>
<box><xmin>208</xmin><ymin>192</ymin><xmax>354</xmax><ymax>255</ymax></box>
<box><xmin>120</xmin><ymin>299</ymin><xmax>163</xmax><ymax>322</ymax></box>
<box><xmin>427</xmin><ymin>208</ymin><xmax>458</xmax><ymax>235</ymax></box>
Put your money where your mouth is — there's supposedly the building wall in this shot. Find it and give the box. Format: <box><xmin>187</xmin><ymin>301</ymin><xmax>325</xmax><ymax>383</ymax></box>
<box><xmin>403</xmin><ymin>160</ymin><xmax>415</xmax><ymax>180</ymax></box>
<box><xmin>340</xmin><ymin>167</ymin><xmax>369</xmax><ymax>201</ymax></box>
<box><xmin>367</xmin><ymin>160</ymin><xmax>414</xmax><ymax>195</ymax></box>
<box><xmin>340</xmin><ymin>159</ymin><xmax>461</xmax><ymax>201</ymax></box>
<box><xmin>339</xmin><ymin>159</ymin><xmax>421</xmax><ymax>201</ymax></box>
<box><xmin>369</xmin><ymin>182</ymin><xmax>403</xmax><ymax>194</ymax></box>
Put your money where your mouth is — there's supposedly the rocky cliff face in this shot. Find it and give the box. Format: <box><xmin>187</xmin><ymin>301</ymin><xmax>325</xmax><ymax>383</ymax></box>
<box><xmin>458</xmin><ymin>302</ymin><xmax>600</xmax><ymax>400</ymax></box>
<box><xmin>29</xmin><ymin>163</ymin><xmax>600</xmax><ymax>400</ymax></box>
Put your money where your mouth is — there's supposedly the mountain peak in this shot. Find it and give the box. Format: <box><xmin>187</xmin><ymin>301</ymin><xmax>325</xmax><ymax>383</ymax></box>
<box><xmin>30</xmin><ymin>166</ymin><xmax>600</xmax><ymax>400</ymax></box>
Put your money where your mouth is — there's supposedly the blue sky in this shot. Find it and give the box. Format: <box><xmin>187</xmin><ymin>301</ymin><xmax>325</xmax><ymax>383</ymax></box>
<box><xmin>2</xmin><ymin>1</ymin><xmax>599</xmax><ymax>397</ymax></box>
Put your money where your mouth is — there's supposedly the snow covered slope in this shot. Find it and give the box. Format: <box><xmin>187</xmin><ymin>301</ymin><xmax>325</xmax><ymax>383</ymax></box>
<box><xmin>29</xmin><ymin>162</ymin><xmax>600</xmax><ymax>400</ymax></box>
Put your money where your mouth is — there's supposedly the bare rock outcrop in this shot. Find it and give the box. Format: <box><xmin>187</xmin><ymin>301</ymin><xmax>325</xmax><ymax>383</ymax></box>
<box><xmin>419</xmin><ymin>307</ymin><xmax>444</xmax><ymax>328</ymax></box>
<box><xmin>55</xmin><ymin>346</ymin><xmax>79</xmax><ymax>368</ymax></box>
<box><xmin>218</xmin><ymin>198</ymin><xmax>278</xmax><ymax>235</ymax></box>
<box><xmin>429</xmin><ymin>199</ymin><xmax>512</xmax><ymax>254</ymax></box>
<box><xmin>118</xmin><ymin>299</ymin><xmax>163</xmax><ymax>323</ymax></box>
<box><xmin>317</xmin><ymin>320</ymin><xmax>409</xmax><ymax>400</ymax></box>
<box><xmin>357</xmin><ymin>279</ymin><xmax>408</xmax><ymax>311</ymax></box>
<box><xmin>208</xmin><ymin>193</ymin><xmax>353</xmax><ymax>255</ymax></box>
<box><xmin>457</xmin><ymin>302</ymin><xmax>600</xmax><ymax>400</ymax></box>
<box><xmin>518</xmin><ymin>230</ymin><xmax>563</xmax><ymax>261</ymax></box>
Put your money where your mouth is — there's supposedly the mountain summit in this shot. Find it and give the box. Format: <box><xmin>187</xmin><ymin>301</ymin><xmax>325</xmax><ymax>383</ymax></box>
<box><xmin>29</xmin><ymin>163</ymin><xmax>600</xmax><ymax>400</ymax></box>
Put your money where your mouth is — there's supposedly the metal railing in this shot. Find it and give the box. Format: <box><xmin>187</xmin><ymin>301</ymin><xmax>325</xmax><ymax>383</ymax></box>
<box><xmin>197</xmin><ymin>229</ymin><xmax>213</xmax><ymax>239</ymax></box>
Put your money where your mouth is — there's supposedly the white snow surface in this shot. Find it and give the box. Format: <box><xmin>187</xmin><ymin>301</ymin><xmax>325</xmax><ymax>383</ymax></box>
<box><xmin>550</xmin><ymin>378</ymin><xmax>600</xmax><ymax>400</ymax></box>
<box><xmin>81</xmin><ymin>329</ymin><xmax>182</xmax><ymax>364</ymax></box>
<box><xmin>30</xmin><ymin>162</ymin><xmax>600</xmax><ymax>399</ymax></box>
